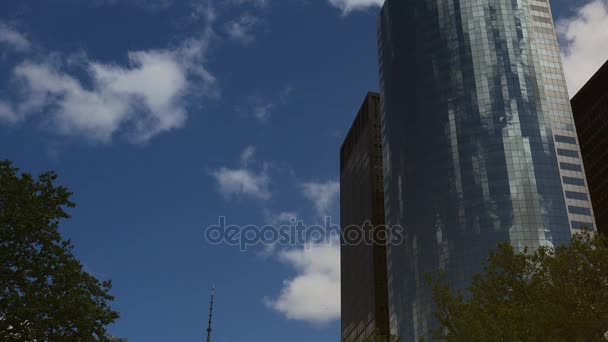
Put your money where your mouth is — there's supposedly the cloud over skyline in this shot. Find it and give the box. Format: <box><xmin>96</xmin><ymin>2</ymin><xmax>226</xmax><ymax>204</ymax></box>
<box><xmin>0</xmin><ymin>4</ymin><xmax>217</xmax><ymax>143</ymax></box>
<box><xmin>558</xmin><ymin>0</ymin><xmax>608</xmax><ymax>96</ymax></box>
<box><xmin>235</xmin><ymin>85</ymin><xmax>292</xmax><ymax>124</ymax></box>
<box><xmin>11</xmin><ymin>52</ymin><xmax>191</xmax><ymax>143</ymax></box>
<box><xmin>2</xmin><ymin>0</ymin><xmax>606</xmax><ymax>338</ymax></box>
<box><xmin>262</xmin><ymin>178</ymin><xmax>341</xmax><ymax>325</ymax></box>
<box><xmin>0</xmin><ymin>22</ymin><xmax>31</xmax><ymax>52</ymax></box>
<box><xmin>225</xmin><ymin>14</ymin><xmax>263</xmax><ymax>45</ymax></box>
<box><xmin>300</xmin><ymin>181</ymin><xmax>340</xmax><ymax>219</ymax></box>
<box><xmin>327</xmin><ymin>0</ymin><xmax>383</xmax><ymax>14</ymax></box>
<box><xmin>212</xmin><ymin>146</ymin><xmax>272</xmax><ymax>200</ymax></box>
<box><xmin>264</xmin><ymin>241</ymin><xmax>341</xmax><ymax>325</ymax></box>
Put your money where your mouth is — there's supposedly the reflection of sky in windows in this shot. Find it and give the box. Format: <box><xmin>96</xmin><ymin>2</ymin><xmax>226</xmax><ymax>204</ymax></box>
<box><xmin>378</xmin><ymin>0</ymin><xmax>596</xmax><ymax>340</ymax></box>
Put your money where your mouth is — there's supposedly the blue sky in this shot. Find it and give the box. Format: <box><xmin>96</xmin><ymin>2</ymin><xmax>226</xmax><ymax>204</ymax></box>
<box><xmin>0</xmin><ymin>0</ymin><xmax>607</xmax><ymax>341</ymax></box>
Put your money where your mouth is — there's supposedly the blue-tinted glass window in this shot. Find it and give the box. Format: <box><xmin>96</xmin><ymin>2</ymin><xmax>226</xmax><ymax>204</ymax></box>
<box><xmin>568</xmin><ymin>206</ymin><xmax>592</xmax><ymax>216</ymax></box>
<box><xmin>560</xmin><ymin>162</ymin><xmax>582</xmax><ymax>172</ymax></box>
<box><xmin>563</xmin><ymin>176</ymin><xmax>586</xmax><ymax>186</ymax></box>
<box><xmin>565</xmin><ymin>191</ymin><xmax>588</xmax><ymax>200</ymax></box>
<box><xmin>555</xmin><ymin>123</ymin><xmax>575</xmax><ymax>131</ymax></box>
<box><xmin>555</xmin><ymin>135</ymin><xmax>577</xmax><ymax>144</ymax></box>
<box><xmin>571</xmin><ymin>221</ymin><xmax>594</xmax><ymax>230</ymax></box>
<box><xmin>557</xmin><ymin>148</ymin><xmax>579</xmax><ymax>158</ymax></box>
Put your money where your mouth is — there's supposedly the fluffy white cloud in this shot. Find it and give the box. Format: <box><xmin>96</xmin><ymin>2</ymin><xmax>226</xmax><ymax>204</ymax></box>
<box><xmin>327</xmin><ymin>0</ymin><xmax>383</xmax><ymax>14</ymax></box>
<box><xmin>225</xmin><ymin>0</ymin><xmax>270</xmax><ymax>8</ymax></box>
<box><xmin>240</xmin><ymin>145</ymin><xmax>257</xmax><ymax>166</ymax></box>
<box><xmin>251</xmin><ymin>102</ymin><xmax>276</xmax><ymax>123</ymax></box>
<box><xmin>265</xmin><ymin>211</ymin><xmax>298</xmax><ymax>225</ymax></box>
<box><xmin>558</xmin><ymin>0</ymin><xmax>608</xmax><ymax>97</ymax></box>
<box><xmin>212</xmin><ymin>146</ymin><xmax>271</xmax><ymax>200</ymax></box>
<box><xmin>0</xmin><ymin>22</ymin><xmax>30</xmax><ymax>52</ymax></box>
<box><xmin>11</xmin><ymin>51</ymin><xmax>190</xmax><ymax>142</ymax></box>
<box><xmin>0</xmin><ymin>4</ymin><xmax>217</xmax><ymax>143</ymax></box>
<box><xmin>264</xmin><ymin>241</ymin><xmax>340</xmax><ymax>325</ymax></box>
<box><xmin>225</xmin><ymin>14</ymin><xmax>262</xmax><ymax>45</ymax></box>
<box><xmin>239</xmin><ymin>85</ymin><xmax>292</xmax><ymax>124</ymax></box>
<box><xmin>0</xmin><ymin>101</ymin><xmax>17</xmax><ymax>123</ymax></box>
<box><xmin>300</xmin><ymin>181</ymin><xmax>340</xmax><ymax>218</ymax></box>
<box><xmin>264</xmin><ymin>180</ymin><xmax>341</xmax><ymax>325</ymax></box>
<box><xmin>257</xmin><ymin>210</ymin><xmax>299</xmax><ymax>258</ymax></box>
<box><xmin>212</xmin><ymin>167</ymin><xmax>271</xmax><ymax>200</ymax></box>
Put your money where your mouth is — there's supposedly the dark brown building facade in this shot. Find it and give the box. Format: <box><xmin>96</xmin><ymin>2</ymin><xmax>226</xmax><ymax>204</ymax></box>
<box><xmin>571</xmin><ymin>60</ymin><xmax>608</xmax><ymax>235</ymax></box>
<box><xmin>340</xmin><ymin>92</ymin><xmax>389</xmax><ymax>342</ymax></box>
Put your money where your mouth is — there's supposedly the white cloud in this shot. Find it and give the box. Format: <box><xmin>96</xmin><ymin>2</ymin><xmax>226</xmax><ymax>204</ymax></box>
<box><xmin>212</xmin><ymin>146</ymin><xmax>271</xmax><ymax>200</ymax></box>
<box><xmin>240</xmin><ymin>85</ymin><xmax>292</xmax><ymax>124</ymax></box>
<box><xmin>0</xmin><ymin>22</ymin><xmax>30</xmax><ymax>52</ymax></box>
<box><xmin>12</xmin><ymin>51</ymin><xmax>190</xmax><ymax>143</ymax></box>
<box><xmin>240</xmin><ymin>145</ymin><xmax>257</xmax><ymax>166</ymax></box>
<box><xmin>225</xmin><ymin>14</ymin><xmax>262</xmax><ymax>44</ymax></box>
<box><xmin>265</xmin><ymin>211</ymin><xmax>298</xmax><ymax>226</ymax></box>
<box><xmin>212</xmin><ymin>167</ymin><xmax>271</xmax><ymax>200</ymax></box>
<box><xmin>0</xmin><ymin>3</ymin><xmax>217</xmax><ymax>143</ymax></box>
<box><xmin>558</xmin><ymin>0</ymin><xmax>608</xmax><ymax>97</ymax></box>
<box><xmin>327</xmin><ymin>0</ymin><xmax>383</xmax><ymax>14</ymax></box>
<box><xmin>257</xmin><ymin>210</ymin><xmax>299</xmax><ymax>258</ymax></box>
<box><xmin>300</xmin><ymin>181</ymin><xmax>340</xmax><ymax>219</ymax></box>
<box><xmin>251</xmin><ymin>102</ymin><xmax>276</xmax><ymax>123</ymax></box>
<box><xmin>224</xmin><ymin>0</ymin><xmax>270</xmax><ymax>8</ymax></box>
<box><xmin>0</xmin><ymin>101</ymin><xmax>17</xmax><ymax>123</ymax></box>
<box><xmin>264</xmin><ymin>241</ymin><xmax>341</xmax><ymax>325</ymax></box>
<box><xmin>258</xmin><ymin>177</ymin><xmax>339</xmax><ymax>324</ymax></box>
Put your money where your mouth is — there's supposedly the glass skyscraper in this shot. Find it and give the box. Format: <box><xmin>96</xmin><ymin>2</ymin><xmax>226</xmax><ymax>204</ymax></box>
<box><xmin>378</xmin><ymin>0</ymin><xmax>596</xmax><ymax>340</ymax></box>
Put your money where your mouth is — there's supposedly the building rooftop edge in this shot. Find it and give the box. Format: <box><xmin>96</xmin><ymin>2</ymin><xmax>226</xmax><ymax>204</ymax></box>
<box><xmin>339</xmin><ymin>92</ymin><xmax>381</xmax><ymax>168</ymax></box>
<box><xmin>571</xmin><ymin>59</ymin><xmax>608</xmax><ymax>110</ymax></box>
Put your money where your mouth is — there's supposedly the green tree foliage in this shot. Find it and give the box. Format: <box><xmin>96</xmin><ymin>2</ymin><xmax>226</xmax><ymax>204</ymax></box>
<box><xmin>361</xmin><ymin>329</ymin><xmax>400</xmax><ymax>342</ymax></box>
<box><xmin>428</xmin><ymin>232</ymin><xmax>608</xmax><ymax>342</ymax></box>
<box><xmin>0</xmin><ymin>160</ymin><xmax>119</xmax><ymax>340</ymax></box>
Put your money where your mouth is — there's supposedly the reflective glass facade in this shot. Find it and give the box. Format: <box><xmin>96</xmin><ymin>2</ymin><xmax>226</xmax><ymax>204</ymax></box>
<box><xmin>378</xmin><ymin>0</ymin><xmax>596</xmax><ymax>340</ymax></box>
<box><xmin>340</xmin><ymin>93</ymin><xmax>389</xmax><ymax>342</ymax></box>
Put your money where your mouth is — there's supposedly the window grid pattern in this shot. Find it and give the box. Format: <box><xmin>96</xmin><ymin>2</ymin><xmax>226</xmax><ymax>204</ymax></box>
<box><xmin>378</xmin><ymin>0</ymin><xmax>595</xmax><ymax>340</ymax></box>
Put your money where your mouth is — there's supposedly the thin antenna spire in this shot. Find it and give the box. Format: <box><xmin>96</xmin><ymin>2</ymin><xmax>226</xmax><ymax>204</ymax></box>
<box><xmin>206</xmin><ymin>286</ymin><xmax>214</xmax><ymax>342</ymax></box>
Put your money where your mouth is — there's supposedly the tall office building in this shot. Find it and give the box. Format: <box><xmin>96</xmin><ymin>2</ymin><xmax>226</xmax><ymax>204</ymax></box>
<box><xmin>340</xmin><ymin>92</ymin><xmax>390</xmax><ymax>342</ymax></box>
<box><xmin>378</xmin><ymin>0</ymin><xmax>596</xmax><ymax>340</ymax></box>
<box><xmin>571</xmin><ymin>60</ymin><xmax>608</xmax><ymax>236</ymax></box>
